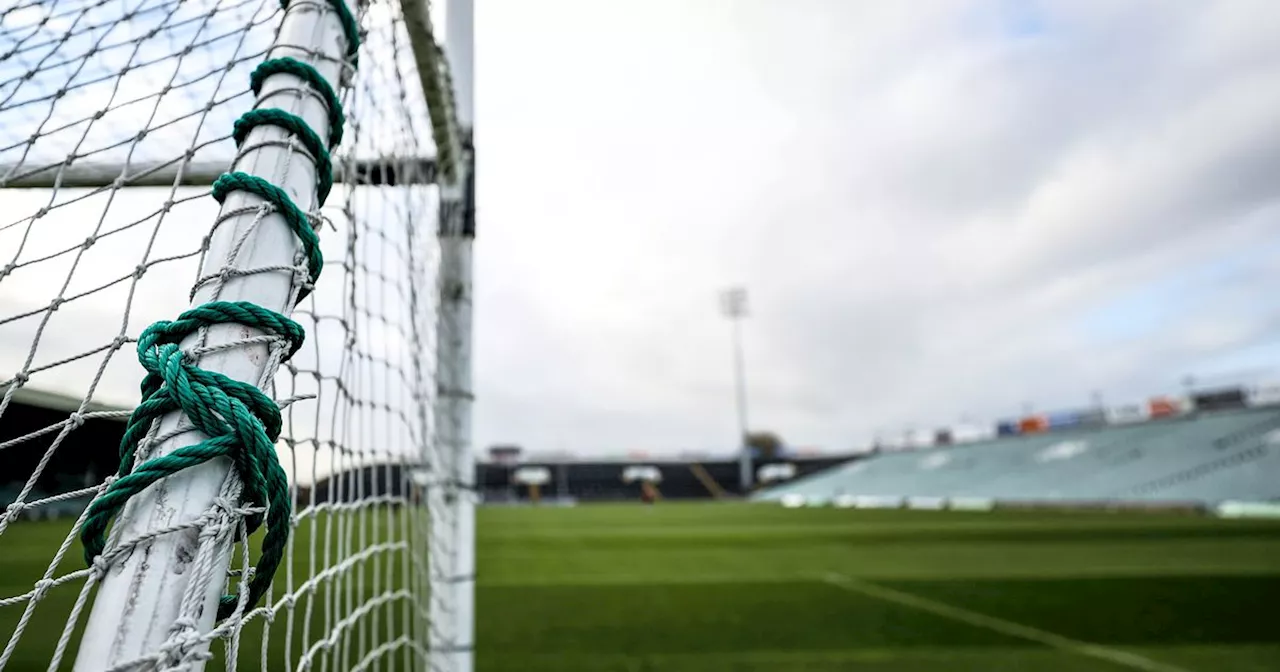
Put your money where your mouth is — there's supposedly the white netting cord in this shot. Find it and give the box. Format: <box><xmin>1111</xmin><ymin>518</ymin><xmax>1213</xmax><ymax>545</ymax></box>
<box><xmin>0</xmin><ymin>0</ymin><xmax>452</xmax><ymax>671</ymax></box>
<box><xmin>0</xmin><ymin>0</ymin><xmax>277</xmax><ymax>190</ymax></box>
<box><xmin>0</xmin><ymin>2</ymin><xmax>279</xmax><ymax>669</ymax></box>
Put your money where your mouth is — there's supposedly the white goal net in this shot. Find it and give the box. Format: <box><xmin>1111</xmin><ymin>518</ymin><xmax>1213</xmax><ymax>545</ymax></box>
<box><xmin>0</xmin><ymin>0</ymin><xmax>475</xmax><ymax>670</ymax></box>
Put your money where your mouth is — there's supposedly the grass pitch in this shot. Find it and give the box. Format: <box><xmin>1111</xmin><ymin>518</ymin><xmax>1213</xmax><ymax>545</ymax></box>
<box><xmin>2</xmin><ymin>503</ymin><xmax>1280</xmax><ymax>670</ymax></box>
<box><xmin>476</xmin><ymin>503</ymin><xmax>1280</xmax><ymax>672</ymax></box>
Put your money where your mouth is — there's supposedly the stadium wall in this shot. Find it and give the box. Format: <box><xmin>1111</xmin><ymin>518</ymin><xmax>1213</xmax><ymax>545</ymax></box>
<box><xmin>7</xmin><ymin>380</ymin><xmax>1279</xmax><ymax>512</ymax></box>
<box><xmin>0</xmin><ymin>389</ymin><xmax>126</xmax><ymax>520</ymax></box>
<box><xmin>477</xmin><ymin>455</ymin><xmax>854</xmax><ymax>503</ymax></box>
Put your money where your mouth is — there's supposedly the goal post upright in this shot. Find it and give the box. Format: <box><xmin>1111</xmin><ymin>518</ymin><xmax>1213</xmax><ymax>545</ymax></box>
<box><xmin>412</xmin><ymin>0</ymin><xmax>477</xmax><ymax>668</ymax></box>
<box><xmin>65</xmin><ymin>3</ymin><xmax>357</xmax><ymax>670</ymax></box>
<box><xmin>445</xmin><ymin>0</ymin><xmax>477</xmax><ymax>667</ymax></box>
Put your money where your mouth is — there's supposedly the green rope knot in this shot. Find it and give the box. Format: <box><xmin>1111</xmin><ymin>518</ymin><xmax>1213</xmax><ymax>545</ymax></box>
<box><xmin>80</xmin><ymin>301</ymin><xmax>304</xmax><ymax>620</ymax></box>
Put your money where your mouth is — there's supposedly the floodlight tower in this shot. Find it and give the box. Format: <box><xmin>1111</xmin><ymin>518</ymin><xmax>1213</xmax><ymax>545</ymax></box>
<box><xmin>720</xmin><ymin>287</ymin><xmax>753</xmax><ymax>491</ymax></box>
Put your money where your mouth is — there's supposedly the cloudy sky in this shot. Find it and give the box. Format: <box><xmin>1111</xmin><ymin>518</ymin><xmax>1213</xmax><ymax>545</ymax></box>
<box><xmin>4</xmin><ymin>0</ymin><xmax>1280</xmax><ymax>465</ymax></box>
<box><xmin>469</xmin><ymin>0</ymin><xmax>1280</xmax><ymax>457</ymax></box>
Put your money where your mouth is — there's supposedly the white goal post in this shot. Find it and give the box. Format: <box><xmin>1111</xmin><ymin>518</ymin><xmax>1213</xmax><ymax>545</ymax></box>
<box><xmin>0</xmin><ymin>0</ymin><xmax>475</xmax><ymax>671</ymax></box>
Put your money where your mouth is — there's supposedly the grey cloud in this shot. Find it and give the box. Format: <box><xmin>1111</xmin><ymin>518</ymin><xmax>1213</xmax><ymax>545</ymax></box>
<box><xmin>471</xmin><ymin>0</ymin><xmax>1280</xmax><ymax>456</ymax></box>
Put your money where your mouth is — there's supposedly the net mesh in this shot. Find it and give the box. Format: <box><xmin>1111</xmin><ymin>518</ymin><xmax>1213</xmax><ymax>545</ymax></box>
<box><xmin>0</xmin><ymin>0</ymin><xmax>455</xmax><ymax>670</ymax></box>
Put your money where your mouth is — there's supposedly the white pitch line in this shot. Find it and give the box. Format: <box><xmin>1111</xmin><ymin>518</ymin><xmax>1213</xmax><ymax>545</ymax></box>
<box><xmin>821</xmin><ymin>573</ymin><xmax>1193</xmax><ymax>672</ymax></box>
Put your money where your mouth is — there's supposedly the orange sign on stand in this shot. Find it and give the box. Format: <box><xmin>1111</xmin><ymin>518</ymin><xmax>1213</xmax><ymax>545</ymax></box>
<box><xmin>1148</xmin><ymin>397</ymin><xmax>1179</xmax><ymax>418</ymax></box>
<box><xmin>1019</xmin><ymin>415</ymin><xmax>1049</xmax><ymax>433</ymax></box>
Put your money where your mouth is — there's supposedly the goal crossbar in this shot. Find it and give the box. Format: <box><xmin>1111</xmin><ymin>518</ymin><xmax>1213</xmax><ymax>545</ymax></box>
<box><xmin>0</xmin><ymin>158</ymin><xmax>440</xmax><ymax>189</ymax></box>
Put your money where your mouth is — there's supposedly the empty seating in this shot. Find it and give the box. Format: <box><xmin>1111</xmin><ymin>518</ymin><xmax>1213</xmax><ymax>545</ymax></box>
<box><xmin>756</xmin><ymin>408</ymin><xmax>1280</xmax><ymax>505</ymax></box>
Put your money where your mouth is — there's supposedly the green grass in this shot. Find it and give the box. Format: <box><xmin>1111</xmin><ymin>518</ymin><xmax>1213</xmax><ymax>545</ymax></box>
<box><xmin>476</xmin><ymin>504</ymin><xmax>1280</xmax><ymax>671</ymax></box>
<box><xmin>3</xmin><ymin>503</ymin><xmax>1280</xmax><ymax>670</ymax></box>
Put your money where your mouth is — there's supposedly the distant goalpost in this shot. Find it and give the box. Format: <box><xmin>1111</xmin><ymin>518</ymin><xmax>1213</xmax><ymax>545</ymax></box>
<box><xmin>0</xmin><ymin>0</ymin><xmax>475</xmax><ymax>670</ymax></box>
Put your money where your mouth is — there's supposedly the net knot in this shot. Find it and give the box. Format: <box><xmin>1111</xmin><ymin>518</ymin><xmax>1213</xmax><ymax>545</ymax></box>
<box><xmin>67</xmin><ymin>412</ymin><xmax>85</xmax><ymax>428</ymax></box>
<box><xmin>160</xmin><ymin>618</ymin><xmax>212</xmax><ymax>668</ymax></box>
<box><xmin>80</xmin><ymin>301</ymin><xmax>305</xmax><ymax>621</ymax></box>
<box><xmin>210</xmin><ymin>496</ymin><xmax>239</xmax><ymax>523</ymax></box>
<box><xmin>165</xmin><ymin>611</ymin><xmax>204</xmax><ymax>650</ymax></box>
<box><xmin>305</xmin><ymin>210</ymin><xmax>328</xmax><ymax>233</ymax></box>
<box><xmin>293</xmin><ymin>266</ymin><xmax>311</xmax><ymax>292</ymax></box>
<box><xmin>90</xmin><ymin>555</ymin><xmax>111</xmax><ymax>578</ymax></box>
<box><xmin>261</xmin><ymin>601</ymin><xmax>278</xmax><ymax>623</ymax></box>
<box><xmin>30</xmin><ymin>579</ymin><xmax>55</xmax><ymax>601</ymax></box>
<box><xmin>3</xmin><ymin>502</ymin><xmax>23</xmax><ymax>524</ymax></box>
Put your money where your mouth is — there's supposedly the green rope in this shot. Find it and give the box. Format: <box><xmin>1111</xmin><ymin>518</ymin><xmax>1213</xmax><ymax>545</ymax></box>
<box><xmin>79</xmin><ymin>0</ymin><xmax>358</xmax><ymax>622</ymax></box>
<box><xmin>80</xmin><ymin>302</ymin><xmax>304</xmax><ymax>620</ymax></box>
<box><xmin>281</xmin><ymin>0</ymin><xmax>361</xmax><ymax>65</ymax></box>
<box><xmin>211</xmin><ymin>171</ymin><xmax>323</xmax><ymax>295</ymax></box>
<box><xmin>232</xmin><ymin>108</ymin><xmax>333</xmax><ymax>205</ymax></box>
<box><xmin>250</xmin><ymin>58</ymin><xmax>345</xmax><ymax>147</ymax></box>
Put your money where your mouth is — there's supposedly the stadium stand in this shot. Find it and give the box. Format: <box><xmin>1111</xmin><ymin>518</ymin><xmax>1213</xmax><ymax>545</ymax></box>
<box><xmin>11</xmin><ymin>380</ymin><xmax>1275</xmax><ymax>511</ymax></box>
<box><xmin>755</xmin><ymin>406</ymin><xmax>1280</xmax><ymax>506</ymax></box>
<box><xmin>1</xmin><ymin>388</ymin><xmax>125</xmax><ymax>521</ymax></box>
<box><xmin>476</xmin><ymin>456</ymin><xmax>851</xmax><ymax>502</ymax></box>
<box><xmin>0</xmin><ymin>384</ymin><xmax>853</xmax><ymax>510</ymax></box>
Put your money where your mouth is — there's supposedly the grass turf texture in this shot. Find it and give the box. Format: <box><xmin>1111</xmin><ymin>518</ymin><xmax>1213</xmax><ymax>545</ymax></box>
<box><xmin>2</xmin><ymin>504</ymin><xmax>1279</xmax><ymax>670</ymax></box>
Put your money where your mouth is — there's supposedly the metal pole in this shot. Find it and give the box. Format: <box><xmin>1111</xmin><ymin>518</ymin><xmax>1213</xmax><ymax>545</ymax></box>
<box><xmin>0</xmin><ymin>157</ymin><xmax>437</xmax><ymax>189</ymax></box>
<box><xmin>731</xmin><ymin>316</ymin><xmax>751</xmax><ymax>489</ymax></box>
<box><xmin>71</xmin><ymin>4</ymin><xmax>351</xmax><ymax>669</ymax></box>
<box><xmin>431</xmin><ymin>221</ymin><xmax>474</xmax><ymax>671</ymax></box>
<box><xmin>720</xmin><ymin>288</ymin><xmax>752</xmax><ymax>491</ymax></box>
<box><xmin>433</xmin><ymin>1</ymin><xmax>475</xmax><ymax>670</ymax></box>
